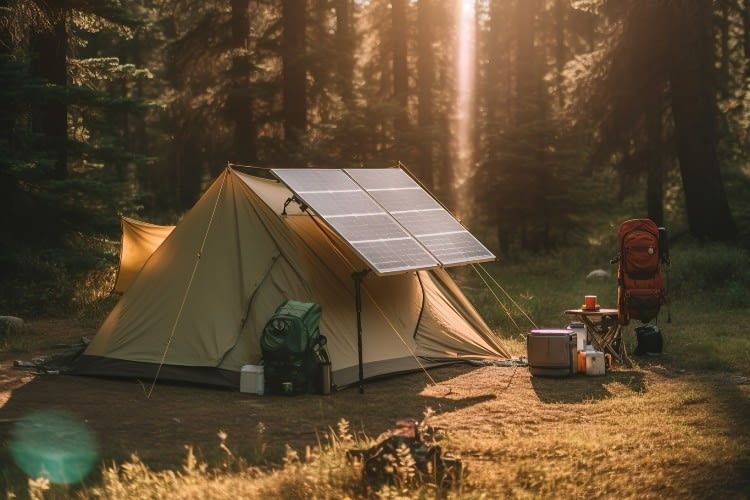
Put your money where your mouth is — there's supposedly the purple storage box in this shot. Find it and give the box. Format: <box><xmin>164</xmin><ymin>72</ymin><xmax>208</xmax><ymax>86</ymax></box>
<box><xmin>529</xmin><ymin>329</ymin><xmax>571</xmax><ymax>336</ymax></box>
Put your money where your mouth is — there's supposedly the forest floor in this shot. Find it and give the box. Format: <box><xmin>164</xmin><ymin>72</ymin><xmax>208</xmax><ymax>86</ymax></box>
<box><xmin>1</xmin><ymin>245</ymin><xmax>749</xmax><ymax>498</ymax></box>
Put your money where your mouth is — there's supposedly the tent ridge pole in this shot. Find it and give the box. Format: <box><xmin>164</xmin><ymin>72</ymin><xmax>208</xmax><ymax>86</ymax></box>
<box><xmin>352</xmin><ymin>269</ymin><xmax>370</xmax><ymax>394</ymax></box>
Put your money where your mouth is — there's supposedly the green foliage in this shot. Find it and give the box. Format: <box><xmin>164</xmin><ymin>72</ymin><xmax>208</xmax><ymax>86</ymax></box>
<box><xmin>668</xmin><ymin>243</ymin><xmax>750</xmax><ymax>305</ymax></box>
<box><xmin>457</xmin><ymin>240</ymin><xmax>750</xmax><ymax>350</ymax></box>
<box><xmin>0</xmin><ymin>1</ymin><xmax>153</xmax><ymax>248</ymax></box>
<box><xmin>0</xmin><ymin>234</ymin><xmax>119</xmax><ymax>318</ymax></box>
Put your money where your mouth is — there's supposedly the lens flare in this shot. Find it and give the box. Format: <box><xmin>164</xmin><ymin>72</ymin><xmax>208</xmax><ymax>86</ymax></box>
<box><xmin>455</xmin><ymin>0</ymin><xmax>476</xmax><ymax>218</ymax></box>
<box><xmin>9</xmin><ymin>410</ymin><xmax>98</xmax><ymax>485</ymax></box>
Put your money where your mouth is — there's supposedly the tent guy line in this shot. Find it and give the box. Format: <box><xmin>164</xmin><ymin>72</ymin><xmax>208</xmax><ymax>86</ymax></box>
<box><xmin>471</xmin><ymin>263</ymin><xmax>522</xmax><ymax>333</ymax></box>
<box><xmin>475</xmin><ymin>263</ymin><xmax>538</xmax><ymax>330</ymax></box>
<box><xmin>146</xmin><ymin>170</ymin><xmax>229</xmax><ymax>398</ymax></box>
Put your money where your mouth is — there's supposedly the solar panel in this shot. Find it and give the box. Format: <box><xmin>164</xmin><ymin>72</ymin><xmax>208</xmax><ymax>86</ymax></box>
<box><xmin>272</xmin><ymin>169</ymin><xmax>439</xmax><ymax>275</ymax></box>
<box><xmin>345</xmin><ymin>168</ymin><xmax>495</xmax><ymax>267</ymax></box>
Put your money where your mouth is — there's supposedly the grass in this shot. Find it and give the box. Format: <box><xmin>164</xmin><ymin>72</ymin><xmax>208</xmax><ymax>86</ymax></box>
<box><xmin>2</xmin><ymin>241</ymin><xmax>749</xmax><ymax>498</ymax></box>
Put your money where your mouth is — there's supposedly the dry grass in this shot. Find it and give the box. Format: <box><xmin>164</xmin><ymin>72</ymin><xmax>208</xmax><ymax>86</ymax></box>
<box><xmin>3</xmin><ymin>362</ymin><xmax>748</xmax><ymax>498</ymax></box>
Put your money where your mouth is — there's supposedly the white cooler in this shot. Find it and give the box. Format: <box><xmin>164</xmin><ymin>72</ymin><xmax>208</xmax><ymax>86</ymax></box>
<box><xmin>585</xmin><ymin>351</ymin><xmax>606</xmax><ymax>376</ymax></box>
<box><xmin>240</xmin><ymin>365</ymin><xmax>264</xmax><ymax>394</ymax></box>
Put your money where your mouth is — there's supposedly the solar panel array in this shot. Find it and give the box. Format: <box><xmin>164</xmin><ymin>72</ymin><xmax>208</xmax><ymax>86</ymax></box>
<box><xmin>272</xmin><ymin>168</ymin><xmax>495</xmax><ymax>275</ymax></box>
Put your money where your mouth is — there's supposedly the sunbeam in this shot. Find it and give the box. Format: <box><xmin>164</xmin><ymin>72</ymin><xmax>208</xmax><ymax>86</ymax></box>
<box><xmin>455</xmin><ymin>0</ymin><xmax>476</xmax><ymax>218</ymax></box>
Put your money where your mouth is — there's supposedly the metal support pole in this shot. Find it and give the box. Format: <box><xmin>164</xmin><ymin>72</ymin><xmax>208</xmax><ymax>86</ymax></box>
<box><xmin>352</xmin><ymin>269</ymin><xmax>369</xmax><ymax>394</ymax></box>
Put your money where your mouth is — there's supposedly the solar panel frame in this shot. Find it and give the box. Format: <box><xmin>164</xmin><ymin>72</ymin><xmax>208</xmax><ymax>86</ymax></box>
<box><xmin>344</xmin><ymin>168</ymin><xmax>495</xmax><ymax>268</ymax></box>
<box><xmin>271</xmin><ymin>168</ymin><xmax>440</xmax><ymax>276</ymax></box>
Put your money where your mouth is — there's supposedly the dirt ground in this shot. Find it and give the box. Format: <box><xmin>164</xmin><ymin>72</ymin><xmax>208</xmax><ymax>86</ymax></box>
<box><xmin>1</xmin><ymin>319</ymin><xmax>749</xmax><ymax>498</ymax></box>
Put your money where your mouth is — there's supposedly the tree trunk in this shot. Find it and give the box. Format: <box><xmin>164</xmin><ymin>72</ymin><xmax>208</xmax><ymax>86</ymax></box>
<box><xmin>133</xmin><ymin>32</ymin><xmax>147</xmax><ymax>154</ymax></box>
<box><xmin>282</xmin><ymin>0</ymin><xmax>307</xmax><ymax>145</ymax></box>
<box><xmin>473</xmin><ymin>0</ymin><xmax>481</xmax><ymax>162</ymax></box>
<box><xmin>416</xmin><ymin>0</ymin><xmax>434</xmax><ymax>187</ymax></box>
<box><xmin>119</xmin><ymin>51</ymin><xmax>130</xmax><ymax>182</ymax></box>
<box><xmin>0</xmin><ymin>0</ymin><xmax>16</xmax><ymax>233</ymax></box>
<box><xmin>335</xmin><ymin>0</ymin><xmax>354</xmax><ymax>104</ymax></box>
<box><xmin>487</xmin><ymin>0</ymin><xmax>508</xmax><ymax>255</ymax></box>
<box><xmin>554</xmin><ymin>0</ymin><xmax>565</xmax><ymax>108</ymax></box>
<box><xmin>392</xmin><ymin>0</ymin><xmax>409</xmax><ymax>155</ymax></box>
<box><xmin>29</xmin><ymin>1</ymin><xmax>67</xmax><ymax>180</ymax></box>
<box><xmin>309</xmin><ymin>0</ymin><xmax>331</xmax><ymax>124</ymax></box>
<box><xmin>486</xmin><ymin>0</ymin><xmax>502</xmax><ymax>128</ymax></box>
<box><xmin>719</xmin><ymin>0</ymin><xmax>730</xmax><ymax>97</ymax></box>
<box><xmin>131</xmin><ymin>27</ymin><xmax>153</xmax><ymax>200</ymax></box>
<box><xmin>438</xmin><ymin>112</ymin><xmax>454</xmax><ymax>209</ymax></box>
<box><xmin>230</xmin><ymin>0</ymin><xmax>257</xmax><ymax>163</ymax></box>
<box><xmin>646</xmin><ymin>95</ymin><xmax>664</xmax><ymax>226</ymax></box>
<box><xmin>669</xmin><ymin>1</ymin><xmax>736</xmax><ymax>240</ymax></box>
<box><xmin>515</xmin><ymin>0</ymin><xmax>536</xmax><ymax>127</ymax></box>
<box><xmin>512</xmin><ymin>0</ymin><xmax>539</xmax><ymax>250</ymax></box>
<box><xmin>0</xmin><ymin>0</ymin><xmax>13</xmax><ymax>146</ymax></box>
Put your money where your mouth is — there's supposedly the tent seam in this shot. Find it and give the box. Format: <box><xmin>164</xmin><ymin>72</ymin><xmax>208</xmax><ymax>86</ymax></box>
<box><xmin>238</xmin><ymin>254</ymin><xmax>281</xmax><ymax>332</ymax></box>
<box><xmin>413</xmin><ymin>271</ymin><xmax>426</xmax><ymax>340</ymax></box>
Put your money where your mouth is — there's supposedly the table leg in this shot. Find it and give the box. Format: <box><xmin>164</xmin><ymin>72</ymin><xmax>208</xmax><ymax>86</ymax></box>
<box><xmin>617</xmin><ymin>325</ymin><xmax>633</xmax><ymax>368</ymax></box>
<box><xmin>577</xmin><ymin>315</ymin><xmax>628</xmax><ymax>366</ymax></box>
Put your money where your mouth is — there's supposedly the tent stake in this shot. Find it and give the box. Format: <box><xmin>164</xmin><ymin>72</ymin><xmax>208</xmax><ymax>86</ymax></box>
<box><xmin>352</xmin><ymin>269</ymin><xmax>370</xmax><ymax>394</ymax></box>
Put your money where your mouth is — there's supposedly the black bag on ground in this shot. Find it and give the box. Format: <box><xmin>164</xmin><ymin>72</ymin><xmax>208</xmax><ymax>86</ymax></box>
<box><xmin>634</xmin><ymin>324</ymin><xmax>663</xmax><ymax>355</ymax></box>
<box><xmin>347</xmin><ymin>419</ymin><xmax>462</xmax><ymax>491</ymax></box>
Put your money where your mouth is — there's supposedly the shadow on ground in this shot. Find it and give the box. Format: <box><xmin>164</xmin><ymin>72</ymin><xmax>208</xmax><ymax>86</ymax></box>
<box><xmin>530</xmin><ymin>369</ymin><xmax>646</xmax><ymax>403</ymax></box>
<box><xmin>0</xmin><ymin>364</ymin><xmax>489</xmax><ymax>489</ymax></box>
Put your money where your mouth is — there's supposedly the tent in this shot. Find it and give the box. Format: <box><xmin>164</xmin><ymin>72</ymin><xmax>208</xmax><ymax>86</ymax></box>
<box><xmin>72</xmin><ymin>168</ymin><xmax>509</xmax><ymax>388</ymax></box>
<box><xmin>113</xmin><ymin>217</ymin><xmax>175</xmax><ymax>293</ymax></box>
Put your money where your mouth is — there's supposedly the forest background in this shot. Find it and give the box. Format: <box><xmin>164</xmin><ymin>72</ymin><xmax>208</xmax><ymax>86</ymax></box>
<box><xmin>1</xmin><ymin>0</ymin><xmax>749</xmax><ymax>315</ymax></box>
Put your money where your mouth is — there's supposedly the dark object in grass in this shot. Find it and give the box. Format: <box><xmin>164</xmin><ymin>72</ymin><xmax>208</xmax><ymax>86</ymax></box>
<box><xmin>634</xmin><ymin>325</ymin><xmax>663</xmax><ymax>356</ymax></box>
<box><xmin>347</xmin><ymin>418</ymin><xmax>462</xmax><ymax>491</ymax></box>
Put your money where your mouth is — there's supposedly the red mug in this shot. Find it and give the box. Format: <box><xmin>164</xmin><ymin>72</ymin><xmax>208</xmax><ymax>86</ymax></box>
<box><xmin>584</xmin><ymin>295</ymin><xmax>597</xmax><ymax>309</ymax></box>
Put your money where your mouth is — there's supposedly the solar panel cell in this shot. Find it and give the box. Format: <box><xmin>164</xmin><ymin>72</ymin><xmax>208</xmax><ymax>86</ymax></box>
<box><xmin>300</xmin><ymin>191</ymin><xmax>381</xmax><ymax>217</ymax></box>
<box><xmin>367</xmin><ymin>188</ymin><xmax>439</xmax><ymax>213</ymax></box>
<box><xmin>332</xmin><ymin>214</ymin><xmax>404</xmax><ymax>242</ymax></box>
<box><xmin>418</xmin><ymin>232</ymin><xmax>494</xmax><ymax>265</ymax></box>
<box><xmin>352</xmin><ymin>239</ymin><xmax>439</xmax><ymax>273</ymax></box>
<box><xmin>395</xmin><ymin>209</ymin><xmax>465</xmax><ymax>236</ymax></box>
<box><xmin>274</xmin><ymin>168</ymin><xmax>359</xmax><ymax>192</ymax></box>
<box><xmin>341</xmin><ymin>168</ymin><xmax>415</xmax><ymax>190</ymax></box>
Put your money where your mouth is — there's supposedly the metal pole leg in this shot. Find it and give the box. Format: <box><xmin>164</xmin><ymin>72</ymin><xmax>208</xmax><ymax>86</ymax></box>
<box><xmin>353</xmin><ymin>270</ymin><xmax>369</xmax><ymax>394</ymax></box>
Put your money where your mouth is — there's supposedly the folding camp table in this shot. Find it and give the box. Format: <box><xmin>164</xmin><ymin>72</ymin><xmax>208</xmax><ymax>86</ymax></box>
<box><xmin>564</xmin><ymin>308</ymin><xmax>632</xmax><ymax>367</ymax></box>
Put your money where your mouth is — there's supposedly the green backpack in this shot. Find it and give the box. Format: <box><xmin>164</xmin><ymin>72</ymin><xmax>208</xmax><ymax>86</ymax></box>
<box><xmin>261</xmin><ymin>300</ymin><xmax>322</xmax><ymax>354</ymax></box>
<box><xmin>261</xmin><ymin>300</ymin><xmax>325</xmax><ymax>394</ymax></box>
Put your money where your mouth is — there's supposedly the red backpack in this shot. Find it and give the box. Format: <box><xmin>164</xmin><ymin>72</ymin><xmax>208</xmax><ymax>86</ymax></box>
<box><xmin>613</xmin><ymin>219</ymin><xmax>669</xmax><ymax>325</ymax></box>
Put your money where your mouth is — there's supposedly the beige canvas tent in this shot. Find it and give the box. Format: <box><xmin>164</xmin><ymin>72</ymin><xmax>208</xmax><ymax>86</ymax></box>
<box><xmin>73</xmin><ymin>168</ymin><xmax>509</xmax><ymax>388</ymax></box>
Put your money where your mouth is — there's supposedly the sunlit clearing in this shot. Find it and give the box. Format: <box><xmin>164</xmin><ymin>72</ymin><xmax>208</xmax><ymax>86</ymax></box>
<box><xmin>455</xmin><ymin>0</ymin><xmax>476</xmax><ymax>218</ymax></box>
<box><xmin>9</xmin><ymin>410</ymin><xmax>98</xmax><ymax>485</ymax></box>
